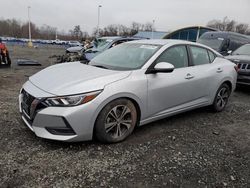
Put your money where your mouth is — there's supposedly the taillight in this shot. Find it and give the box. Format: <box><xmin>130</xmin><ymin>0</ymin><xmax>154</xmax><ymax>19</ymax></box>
<box><xmin>234</xmin><ymin>65</ymin><xmax>239</xmax><ymax>72</ymax></box>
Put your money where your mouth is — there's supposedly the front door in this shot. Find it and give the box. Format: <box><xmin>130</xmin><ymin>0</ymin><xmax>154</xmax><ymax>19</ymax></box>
<box><xmin>147</xmin><ymin>45</ymin><xmax>197</xmax><ymax>117</ymax></box>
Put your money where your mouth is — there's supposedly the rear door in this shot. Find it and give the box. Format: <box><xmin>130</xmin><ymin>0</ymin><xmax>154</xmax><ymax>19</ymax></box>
<box><xmin>186</xmin><ymin>45</ymin><xmax>219</xmax><ymax>102</ymax></box>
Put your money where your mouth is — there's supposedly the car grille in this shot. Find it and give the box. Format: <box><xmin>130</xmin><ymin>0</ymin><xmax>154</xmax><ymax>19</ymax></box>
<box><xmin>21</xmin><ymin>90</ymin><xmax>47</xmax><ymax>123</ymax></box>
<box><xmin>237</xmin><ymin>63</ymin><xmax>250</xmax><ymax>71</ymax></box>
<box><xmin>21</xmin><ymin>90</ymin><xmax>35</xmax><ymax>117</ymax></box>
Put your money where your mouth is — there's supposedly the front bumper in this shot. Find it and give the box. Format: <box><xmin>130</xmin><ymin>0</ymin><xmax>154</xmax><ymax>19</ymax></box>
<box><xmin>19</xmin><ymin>81</ymin><xmax>98</xmax><ymax>142</ymax></box>
<box><xmin>237</xmin><ymin>73</ymin><xmax>250</xmax><ymax>86</ymax></box>
<box><xmin>236</xmin><ymin>62</ymin><xmax>250</xmax><ymax>86</ymax></box>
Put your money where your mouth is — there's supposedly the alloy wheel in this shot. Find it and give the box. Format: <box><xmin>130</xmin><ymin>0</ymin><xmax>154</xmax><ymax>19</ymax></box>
<box><xmin>216</xmin><ymin>87</ymin><xmax>229</xmax><ymax>110</ymax></box>
<box><xmin>105</xmin><ymin>105</ymin><xmax>132</xmax><ymax>139</ymax></box>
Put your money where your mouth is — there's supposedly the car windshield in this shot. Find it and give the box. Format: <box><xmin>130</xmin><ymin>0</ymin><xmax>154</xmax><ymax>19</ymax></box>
<box><xmin>93</xmin><ymin>38</ymin><xmax>114</xmax><ymax>52</ymax></box>
<box><xmin>198</xmin><ymin>38</ymin><xmax>224</xmax><ymax>51</ymax></box>
<box><xmin>232</xmin><ymin>45</ymin><xmax>250</xmax><ymax>55</ymax></box>
<box><xmin>89</xmin><ymin>43</ymin><xmax>161</xmax><ymax>70</ymax></box>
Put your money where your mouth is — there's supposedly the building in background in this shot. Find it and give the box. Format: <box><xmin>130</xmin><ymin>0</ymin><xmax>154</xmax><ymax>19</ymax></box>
<box><xmin>163</xmin><ymin>26</ymin><xmax>217</xmax><ymax>42</ymax></box>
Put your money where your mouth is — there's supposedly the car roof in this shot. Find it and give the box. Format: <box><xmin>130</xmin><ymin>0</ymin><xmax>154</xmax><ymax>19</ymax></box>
<box><xmin>99</xmin><ymin>36</ymin><xmax>121</xmax><ymax>40</ymax></box>
<box><xmin>128</xmin><ymin>39</ymin><xmax>198</xmax><ymax>46</ymax></box>
<box><xmin>128</xmin><ymin>39</ymin><xmax>222</xmax><ymax>56</ymax></box>
<box><xmin>99</xmin><ymin>36</ymin><xmax>141</xmax><ymax>41</ymax></box>
<box><xmin>200</xmin><ymin>31</ymin><xmax>250</xmax><ymax>40</ymax></box>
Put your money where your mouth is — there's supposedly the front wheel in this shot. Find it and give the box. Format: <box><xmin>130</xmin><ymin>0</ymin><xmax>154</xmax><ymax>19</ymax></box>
<box><xmin>212</xmin><ymin>83</ymin><xmax>231</xmax><ymax>112</ymax></box>
<box><xmin>95</xmin><ymin>99</ymin><xmax>137</xmax><ymax>143</ymax></box>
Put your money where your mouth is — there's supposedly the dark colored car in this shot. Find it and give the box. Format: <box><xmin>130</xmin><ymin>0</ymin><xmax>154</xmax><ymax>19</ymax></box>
<box><xmin>83</xmin><ymin>36</ymin><xmax>142</xmax><ymax>61</ymax></box>
<box><xmin>198</xmin><ymin>31</ymin><xmax>250</xmax><ymax>56</ymax></box>
<box><xmin>226</xmin><ymin>44</ymin><xmax>250</xmax><ymax>86</ymax></box>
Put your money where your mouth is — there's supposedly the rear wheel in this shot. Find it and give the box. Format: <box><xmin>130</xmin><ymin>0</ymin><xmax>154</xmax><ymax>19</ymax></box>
<box><xmin>95</xmin><ymin>99</ymin><xmax>137</xmax><ymax>143</ymax></box>
<box><xmin>212</xmin><ymin>83</ymin><xmax>231</xmax><ymax>112</ymax></box>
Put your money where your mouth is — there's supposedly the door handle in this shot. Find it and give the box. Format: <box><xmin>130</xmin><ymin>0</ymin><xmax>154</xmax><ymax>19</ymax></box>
<box><xmin>217</xmin><ymin>68</ymin><xmax>223</xmax><ymax>73</ymax></box>
<box><xmin>185</xmin><ymin>73</ymin><xmax>194</xmax><ymax>80</ymax></box>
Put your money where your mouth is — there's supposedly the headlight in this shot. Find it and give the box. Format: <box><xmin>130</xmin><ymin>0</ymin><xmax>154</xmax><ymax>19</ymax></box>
<box><xmin>44</xmin><ymin>90</ymin><xmax>102</xmax><ymax>107</ymax></box>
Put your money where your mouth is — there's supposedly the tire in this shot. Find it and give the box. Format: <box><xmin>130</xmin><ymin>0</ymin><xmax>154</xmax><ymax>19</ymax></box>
<box><xmin>212</xmin><ymin>83</ymin><xmax>231</xmax><ymax>112</ymax></box>
<box><xmin>95</xmin><ymin>99</ymin><xmax>137</xmax><ymax>143</ymax></box>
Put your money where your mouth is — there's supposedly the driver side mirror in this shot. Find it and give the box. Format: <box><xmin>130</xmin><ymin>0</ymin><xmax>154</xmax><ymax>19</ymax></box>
<box><xmin>146</xmin><ymin>62</ymin><xmax>175</xmax><ymax>74</ymax></box>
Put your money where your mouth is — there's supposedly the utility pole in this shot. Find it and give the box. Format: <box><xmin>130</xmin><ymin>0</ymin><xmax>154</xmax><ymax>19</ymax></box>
<box><xmin>28</xmin><ymin>6</ymin><xmax>33</xmax><ymax>47</ymax></box>
<box><xmin>97</xmin><ymin>5</ymin><xmax>102</xmax><ymax>37</ymax></box>
<box><xmin>151</xmin><ymin>19</ymin><xmax>155</xmax><ymax>39</ymax></box>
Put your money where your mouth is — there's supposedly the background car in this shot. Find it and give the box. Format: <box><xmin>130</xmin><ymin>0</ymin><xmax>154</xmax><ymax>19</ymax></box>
<box><xmin>226</xmin><ymin>44</ymin><xmax>250</xmax><ymax>85</ymax></box>
<box><xmin>58</xmin><ymin>36</ymin><xmax>142</xmax><ymax>63</ymax></box>
<box><xmin>83</xmin><ymin>36</ymin><xmax>142</xmax><ymax>61</ymax></box>
<box><xmin>197</xmin><ymin>31</ymin><xmax>250</xmax><ymax>56</ymax></box>
<box><xmin>67</xmin><ymin>41</ymin><xmax>83</xmax><ymax>47</ymax></box>
<box><xmin>58</xmin><ymin>46</ymin><xmax>85</xmax><ymax>63</ymax></box>
<box><xmin>19</xmin><ymin>40</ymin><xmax>237</xmax><ymax>143</ymax></box>
<box><xmin>52</xmin><ymin>39</ymin><xmax>67</xmax><ymax>45</ymax></box>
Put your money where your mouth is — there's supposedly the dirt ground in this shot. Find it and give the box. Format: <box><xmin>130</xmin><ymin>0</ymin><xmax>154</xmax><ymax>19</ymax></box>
<box><xmin>0</xmin><ymin>45</ymin><xmax>249</xmax><ymax>188</ymax></box>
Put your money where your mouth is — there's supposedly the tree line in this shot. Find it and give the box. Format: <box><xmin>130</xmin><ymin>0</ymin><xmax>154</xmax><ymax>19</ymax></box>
<box><xmin>0</xmin><ymin>18</ymin><xmax>75</xmax><ymax>40</ymax></box>
<box><xmin>207</xmin><ymin>17</ymin><xmax>250</xmax><ymax>35</ymax></box>
<box><xmin>0</xmin><ymin>18</ymin><xmax>154</xmax><ymax>41</ymax></box>
<box><xmin>0</xmin><ymin>17</ymin><xmax>249</xmax><ymax>41</ymax></box>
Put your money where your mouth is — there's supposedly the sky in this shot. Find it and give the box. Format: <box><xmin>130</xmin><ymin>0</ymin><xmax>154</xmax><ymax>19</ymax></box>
<box><xmin>0</xmin><ymin>0</ymin><xmax>249</xmax><ymax>34</ymax></box>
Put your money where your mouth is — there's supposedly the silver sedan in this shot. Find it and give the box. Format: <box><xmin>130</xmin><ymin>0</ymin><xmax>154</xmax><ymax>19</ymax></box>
<box><xmin>19</xmin><ymin>40</ymin><xmax>237</xmax><ymax>143</ymax></box>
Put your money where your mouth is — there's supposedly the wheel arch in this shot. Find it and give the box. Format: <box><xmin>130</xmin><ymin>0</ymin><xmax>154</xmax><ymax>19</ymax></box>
<box><xmin>211</xmin><ymin>80</ymin><xmax>232</xmax><ymax>112</ymax></box>
<box><xmin>222</xmin><ymin>80</ymin><xmax>232</xmax><ymax>93</ymax></box>
<box><xmin>91</xmin><ymin>93</ymin><xmax>143</xmax><ymax>138</ymax></box>
<box><xmin>123</xmin><ymin>97</ymin><xmax>141</xmax><ymax>127</ymax></box>
<box><xmin>217</xmin><ymin>77</ymin><xmax>234</xmax><ymax>92</ymax></box>
<box><xmin>212</xmin><ymin>79</ymin><xmax>234</xmax><ymax>103</ymax></box>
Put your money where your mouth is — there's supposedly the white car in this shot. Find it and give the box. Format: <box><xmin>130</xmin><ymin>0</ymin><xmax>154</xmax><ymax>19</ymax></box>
<box><xmin>19</xmin><ymin>40</ymin><xmax>237</xmax><ymax>143</ymax></box>
<box><xmin>52</xmin><ymin>39</ymin><xmax>67</xmax><ymax>45</ymax></box>
<box><xmin>67</xmin><ymin>41</ymin><xmax>83</xmax><ymax>47</ymax></box>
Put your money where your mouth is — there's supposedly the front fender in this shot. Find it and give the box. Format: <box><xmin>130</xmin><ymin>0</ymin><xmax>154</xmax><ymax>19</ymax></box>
<box><xmin>90</xmin><ymin>92</ymin><xmax>144</xmax><ymax>131</ymax></box>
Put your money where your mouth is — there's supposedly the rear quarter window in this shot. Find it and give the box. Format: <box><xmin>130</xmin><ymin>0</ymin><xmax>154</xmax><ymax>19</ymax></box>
<box><xmin>208</xmin><ymin>50</ymin><xmax>216</xmax><ymax>62</ymax></box>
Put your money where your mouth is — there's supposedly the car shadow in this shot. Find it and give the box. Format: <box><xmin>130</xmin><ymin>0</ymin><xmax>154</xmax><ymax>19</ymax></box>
<box><xmin>235</xmin><ymin>85</ymin><xmax>250</xmax><ymax>94</ymax></box>
<box><xmin>130</xmin><ymin>106</ymin><xmax>212</xmax><ymax>140</ymax></box>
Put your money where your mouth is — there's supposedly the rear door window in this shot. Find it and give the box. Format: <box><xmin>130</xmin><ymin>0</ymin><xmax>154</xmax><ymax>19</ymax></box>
<box><xmin>190</xmin><ymin>46</ymin><xmax>210</xmax><ymax>66</ymax></box>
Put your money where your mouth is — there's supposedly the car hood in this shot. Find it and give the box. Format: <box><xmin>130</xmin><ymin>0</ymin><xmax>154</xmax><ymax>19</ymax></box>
<box><xmin>226</xmin><ymin>55</ymin><xmax>250</xmax><ymax>63</ymax></box>
<box><xmin>66</xmin><ymin>46</ymin><xmax>83</xmax><ymax>53</ymax></box>
<box><xmin>29</xmin><ymin>62</ymin><xmax>131</xmax><ymax>96</ymax></box>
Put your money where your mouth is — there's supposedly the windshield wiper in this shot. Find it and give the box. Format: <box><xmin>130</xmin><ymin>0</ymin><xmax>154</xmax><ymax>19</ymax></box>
<box><xmin>92</xmin><ymin>65</ymin><xmax>109</xmax><ymax>69</ymax></box>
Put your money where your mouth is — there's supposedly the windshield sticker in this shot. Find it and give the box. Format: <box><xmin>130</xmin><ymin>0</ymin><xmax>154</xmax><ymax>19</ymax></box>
<box><xmin>218</xmin><ymin>38</ymin><xmax>224</xmax><ymax>41</ymax></box>
<box><xmin>140</xmin><ymin>45</ymin><xmax>158</xmax><ymax>50</ymax></box>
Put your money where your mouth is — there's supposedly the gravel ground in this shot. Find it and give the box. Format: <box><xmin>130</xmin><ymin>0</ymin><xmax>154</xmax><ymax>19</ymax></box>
<box><xmin>0</xmin><ymin>45</ymin><xmax>250</xmax><ymax>187</ymax></box>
